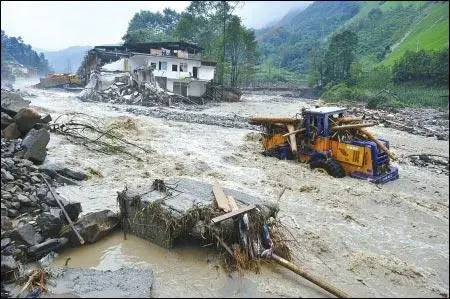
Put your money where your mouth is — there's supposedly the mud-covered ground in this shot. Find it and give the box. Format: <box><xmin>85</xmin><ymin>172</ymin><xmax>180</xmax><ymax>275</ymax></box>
<box><xmin>19</xmin><ymin>86</ymin><xmax>449</xmax><ymax>298</ymax></box>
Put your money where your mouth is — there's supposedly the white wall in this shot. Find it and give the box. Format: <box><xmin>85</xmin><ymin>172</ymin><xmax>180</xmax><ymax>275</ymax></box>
<box><xmin>198</xmin><ymin>65</ymin><xmax>215</xmax><ymax>81</ymax></box>
<box><xmin>188</xmin><ymin>80</ymin><xmax>206</xmax><ymax>97</ymax></box>
<box><xmin>167</xmin><ymin>79</ymin><xmax>174</xmax><ymax>92</ymax></box>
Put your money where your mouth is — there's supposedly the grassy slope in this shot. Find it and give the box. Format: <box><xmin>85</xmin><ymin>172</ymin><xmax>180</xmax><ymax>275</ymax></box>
<box><xmin>382</xmin><ymin>2</ymin><xmax>449</xmax><ymax>65</ymax></box>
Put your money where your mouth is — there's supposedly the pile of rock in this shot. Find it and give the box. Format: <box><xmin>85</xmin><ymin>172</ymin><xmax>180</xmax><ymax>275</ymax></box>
<box><xmin>349</xmin><ymin>106</ymin><xmax>449</xmax><ymax>140</ymax></box>
<box><xmin>1</xmin><ymin>90</ymin><xmax>119</xmax><ymax>288</ymax></box>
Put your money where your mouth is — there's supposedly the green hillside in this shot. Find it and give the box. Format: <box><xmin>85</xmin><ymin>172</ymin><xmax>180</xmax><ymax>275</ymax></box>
<box><xmin>255</xmin><ymin>1</ymin><xmax>449</xmax><ymax>83</ymax></box>
<box><xmin>382</xmin><ymin>1</ymin><xmax>449</xmax><ymax>65</ymax></box>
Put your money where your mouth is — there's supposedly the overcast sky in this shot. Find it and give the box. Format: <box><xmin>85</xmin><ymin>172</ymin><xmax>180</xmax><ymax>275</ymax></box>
<box><xmin>1</xmin><ymin>1</ymin><xmax>312</xmax><ymax>51</ymax></box>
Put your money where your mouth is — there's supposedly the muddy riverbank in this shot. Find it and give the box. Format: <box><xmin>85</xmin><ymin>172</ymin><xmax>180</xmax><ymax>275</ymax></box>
<box><xmin>11</xmin><ymin>86</ymin><xmax>450</xmax><ymax>297</ymax></box>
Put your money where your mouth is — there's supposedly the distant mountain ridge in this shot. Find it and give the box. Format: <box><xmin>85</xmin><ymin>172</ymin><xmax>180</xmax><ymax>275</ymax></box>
<box><xmin>37</xmin><ymin>46</ymin><xmax>92</xmax><ymax>73</ymax></box>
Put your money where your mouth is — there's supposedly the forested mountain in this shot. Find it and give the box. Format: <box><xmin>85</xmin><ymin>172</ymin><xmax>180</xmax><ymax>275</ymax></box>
<box><xmin>1</xmin><ymin>30</ymin><xmax>51</xmax><ymax>81</ymax></box>
<box><xmin>255</xmin><ymin>1</ymin><xmax>448</xmax><ymax>82</ymax></box>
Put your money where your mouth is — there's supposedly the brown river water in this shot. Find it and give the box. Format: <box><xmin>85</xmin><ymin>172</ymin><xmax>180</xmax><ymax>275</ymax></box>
<box><xmin>17</xmin><ymin>83</ymin><xmax>449</xmax><ymax>298</ymax></box>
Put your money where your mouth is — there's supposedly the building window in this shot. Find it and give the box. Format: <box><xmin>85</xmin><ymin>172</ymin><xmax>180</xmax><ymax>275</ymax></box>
<box><xmin>159</xmin><ymin>61</ymin><xmax>167</xmax><ymax>70</ymax></box>
<box><xmin>172</xmin><ymin>64</ymin><xmax>178</xmax><ymax>71</ymax></box>
<box><xmin>150</xmin><ymin>62</ymin><xmax>156</xmax><ymax>69</ymax></box>
<box><xmin>180</xmin><ymin>62</ymin><xmax>188</xmax><ymax>72</ymax></box>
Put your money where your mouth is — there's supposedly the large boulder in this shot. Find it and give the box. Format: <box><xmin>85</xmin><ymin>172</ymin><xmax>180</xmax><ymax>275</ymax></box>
<box><xmin>2</xmin><ymin>123</ymin><xmax>21</xmax><ymax>139</ymax></box>
<box><xmin>36</xmin><ymin>212</ymin><xmax>63</xmax><ymax>238</ymax></box>
<box><xmin>63</xmin><ymin>210</ymin><xmax>118</xmax><ymax>246</ymax></box>
<box><xmin>28</xmin><ymin>237</ymin><xmax>68</xmax><ymax>260</ymax></box>
<box><xmin>21</xmin><ymin>128</ymin><xmax>50</xmax><ymax>164</ymax></box>
<box><xmin>10</xmin><ymin>223</ymin><xmax>43</xmax><ymax>246</ymax></box>
<box><xmin>1</xmin><ymin>90</ymin><xmax>30</xmax><ymax>114</ymax></box>
<box><xmin>13</xmin><ymin>107</ymin><xmax>42</xmax><ymax>135</ymax></box>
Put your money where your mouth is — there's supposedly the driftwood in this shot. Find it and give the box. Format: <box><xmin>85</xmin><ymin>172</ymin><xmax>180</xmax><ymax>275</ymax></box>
<box><xmin>40</xmin><ymin>174</ymin><xmax>85</xmax><ymax>245</ymax></box>
<box><xmin>358</xmin><ymin>128</ymin><xmax>396</xmax><ymax>161</ymax></box>
<box><xmin>331</xmin><ymin>123</ymin><xmax>376</xmax><ymax>130</ymax></box>
<box><xmin>271</xmin><ymin>254</ymin><xmax>350</xmax><ymax>298</ymax></box>
<box><xmin>249</xmin><ymin>117</ymin><xmax>300</xmax><ymax>125</ymax></box>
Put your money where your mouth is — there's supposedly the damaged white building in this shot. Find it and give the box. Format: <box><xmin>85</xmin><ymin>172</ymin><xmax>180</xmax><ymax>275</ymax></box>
<box><xmin>80</xmin><ymin>41</ymin><xmax>216</xmax><ymax>98</ymax></box>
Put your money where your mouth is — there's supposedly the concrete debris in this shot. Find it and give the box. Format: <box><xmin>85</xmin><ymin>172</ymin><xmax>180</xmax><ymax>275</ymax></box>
<box><xmin>44</xmin><ymin>266</ymin><xmax>153</xmax><ymax>298</ymax></box>
<box><xmin>118</xmin><ymin>177</ymin><xmax>278</xmax><ymax>249</ymax></box>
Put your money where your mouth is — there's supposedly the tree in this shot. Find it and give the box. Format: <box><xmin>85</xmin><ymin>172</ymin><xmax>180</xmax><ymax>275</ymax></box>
<box><xmin>226</xmin><ymin>16</ymin><xmax>258</xmax><ymax>87</ymax></box>
<box><xmin>323</xmin><ymin>30</ymin><xmax>358</xmax><ymax>85</ymax></box>
<box><xmin>123</xmin><ymin>8</ymin><xmax>181</xmax><ymax>43</ymax></box>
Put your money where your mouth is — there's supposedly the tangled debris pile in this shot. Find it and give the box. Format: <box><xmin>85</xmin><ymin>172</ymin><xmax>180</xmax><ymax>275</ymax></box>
<box><xmin>349</xmin><ymin>106</ymin><xmax>449</xmax><ymax>140</ymax></box>
<box><xmin>77</xmin><ymin>71</ymin><xmax>192</xmax><ymax>107</ymax></box>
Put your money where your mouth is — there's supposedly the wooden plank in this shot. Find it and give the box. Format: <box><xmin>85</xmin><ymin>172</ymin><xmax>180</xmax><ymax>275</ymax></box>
<box><xmin>212</xmin><ymin>184</ymin><xmax>230</xmax><ymax>212</ymax></box>
<box><xmin>210</xmin><ymin>204</ymin><xmax>256</xmax><ymax>224</ymax></box>
<box><xmin>227</xmin><ymin>195</ymin><xmax>238</xmax><ymax>211</ymax></box>
<box><xmin>286</xmin><ymin>124</ymin><xmax>297</xmax><ymax>154</ymax></box>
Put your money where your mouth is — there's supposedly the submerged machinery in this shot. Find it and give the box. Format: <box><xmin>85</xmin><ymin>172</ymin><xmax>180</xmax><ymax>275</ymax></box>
<box><xmin>250</xmin><ymin>106</ymin><xmax>399</xmax><ymax>184</ymax></box>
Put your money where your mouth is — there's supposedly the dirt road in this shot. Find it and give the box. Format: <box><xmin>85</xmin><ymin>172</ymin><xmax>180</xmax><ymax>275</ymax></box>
<box><xmin>23</xmin><ymin>87</ymin><xmax>449</xmax><ymax>298</ymax></box>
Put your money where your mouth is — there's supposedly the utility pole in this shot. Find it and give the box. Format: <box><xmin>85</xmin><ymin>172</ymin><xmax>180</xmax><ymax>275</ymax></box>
<box><xmin>416</xmin><ymin>40</ymin><xmax>420</xmax><ymax>52</ymax></box>
<box><xmin>66</xmin><ymin>58</ymin><xmax>71</xmax><ymax>73</ymax></box>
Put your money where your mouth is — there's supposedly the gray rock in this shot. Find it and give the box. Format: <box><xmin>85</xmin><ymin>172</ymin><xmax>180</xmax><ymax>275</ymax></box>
<box><xmin>41</xmin><ymin>114</ymin><xmax>52</xmax><ymax>123</ymax></box>
<box><xmin>16</xmin><ymin>194</ymin><xmax>31</xmax><ymax>206</ymax></box>
<box><xmin>64</xmin><ymin>210</ymin><xmax>118</xmax><ymax>246</ymax></box>
<box><xmin>1</xmin><ymin>89</ymin><xmax>30</xmax><ymax>113</ymax></box>
<box><xmin>1</xmin><ymin>112</ymin><xmax>13</xmax><ymax>130</ymax></box>
<box><xmin>7</xmin><ymin>209</ymin><xmax>18</xmax><ymax>218</ymax></box>
<box><xmin>30</xmin><ymin>175</ymin><xmax>41</xmax><ymax>183</ymax></box>
<box><xmin>10</xmin><ymin>223</ymin><xmax>42</xmax><ymax>246</ymax></box>
<box><xmin>60</xmin><ymin>200</ymin><xmax>82</xmax><ymax>222</ymax></box>
<box><xmin>1</xmin><ymin>190</ymin><xmax>13</xmax><ymax>200</ymax></box>
<box><xmin>10</xmin><ymin>202</ymin><xmax>20</xmax><ymax>210</ymax></box>
<box><xmin>1</xmin><ymin>216</ymin><xmax>12</xmax><ymax>231</ymax></box>
<box><xmin>57</xmin><ymin>168</ymin><xmax>88</xmax><ymax>181</ymax></box>
<box><xmin>1</xmin><ymin>238</ymin><xmax>11</xmax><ymax>250</ymax></box>
<box><xmin>28</xmin><ymin>237</ymin><xmax>68</xmax><ymax>260</ymax></box>
<box><xmin>1</xmin><ymin>168</ymin><xmax>14</xmax><ymax>181</ymax></box>
<box><xmin>21</xmin><ymin>128</ymin><xmax>50</xmax><ymax>164</ymax></box>
<box><xmin>1</xmin><ymin>254</ymin><xmax>18</xmax><ymax>277</ymax></box>
<box><xmin>36</xmin><ymin>212</ymin><xmax>63</xmax><ymax>239</ymax></box>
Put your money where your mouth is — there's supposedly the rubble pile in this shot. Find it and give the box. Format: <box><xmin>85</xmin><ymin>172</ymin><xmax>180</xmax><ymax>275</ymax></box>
<box><xmin>349</xmin><ymin>106</ymin><xmax>449</xmax><ymax>140</ymax></box>
<box><xmin>78</xmin><ymin>72</ymin><xmax>191</xmax><ymax>107</ymax></box>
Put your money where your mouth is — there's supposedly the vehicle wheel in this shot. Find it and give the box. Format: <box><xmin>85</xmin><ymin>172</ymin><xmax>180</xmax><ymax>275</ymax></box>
<box><xmin>325</xmin><ymin>159</ymin><xmax>346</xmax><ymax>178</ymax></box>
<box><xmin>310</xmin><ymin>158</ymin><xmax>345</xmax><ymax>178</ymax></box>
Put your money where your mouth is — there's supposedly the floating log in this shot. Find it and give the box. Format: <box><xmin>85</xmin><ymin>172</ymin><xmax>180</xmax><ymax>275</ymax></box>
<box><xmin>271</xmin><ymin>253</ymin><xmax>350</xmax><ymax>298</ymax></box>
<box><xmin>331</xmin><ymin>123</ymin><xmax>376</xmax><ymax>130</ymax></box>
<box><xmin>249</xmin><ymin>117</ymin><xmax>299</xmax><ymax>125</ymax></box>
<box><xmin>358</xmin><ymin>128</ymin><xmax>396</xmax><ymax>161</ymax></box>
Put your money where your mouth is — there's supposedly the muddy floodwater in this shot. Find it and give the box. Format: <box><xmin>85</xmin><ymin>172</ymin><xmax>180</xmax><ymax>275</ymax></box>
<box><xmin>20</xmin><ymin>85</ymin><xmax>449</xmax><ymax>297</ymax></box>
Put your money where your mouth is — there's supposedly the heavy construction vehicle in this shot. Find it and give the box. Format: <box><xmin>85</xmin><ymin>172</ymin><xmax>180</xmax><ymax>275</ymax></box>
<box><xmin>36</xmin><ymin>73</ymin><xmax>82</xmax><ymax>89</ymax></box>
<box><xmin>250</xmin><ymin>106</ymin><xmax>399</xmax><ymax>184</ymax></box>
